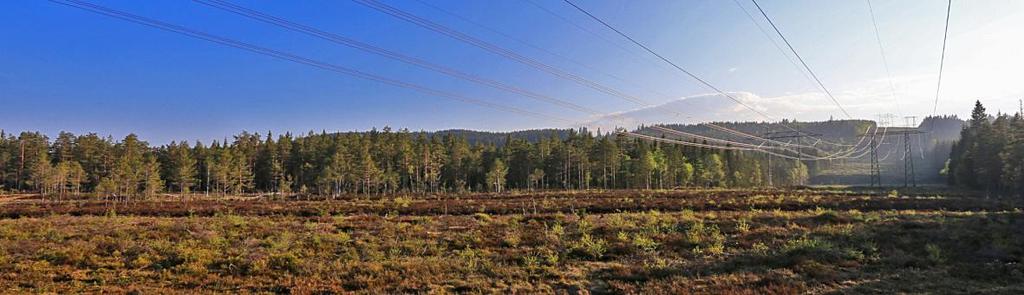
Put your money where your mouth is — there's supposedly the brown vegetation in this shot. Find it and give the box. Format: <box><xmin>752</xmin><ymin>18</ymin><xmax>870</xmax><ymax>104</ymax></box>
<box><xmin>1</xmin><ymin>188</ymin><xmax>1022</xmax><ymax>294</ymax></box>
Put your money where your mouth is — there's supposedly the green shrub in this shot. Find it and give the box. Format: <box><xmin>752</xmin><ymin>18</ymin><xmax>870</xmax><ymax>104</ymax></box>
<box><xmin>457</xmin><ymin>248</ymin><xmax>482</xmax><ymax>270</ymax></box>
<box><xmin>783</xmin><ymin>236</ymin><xmax>834</xmax><ymax>255</ymax></box>
<box><xmin>736</xmin><ymin>218</ymin><xmax>751</xmax><ymax>233</ymax></box>
<box><xmin>570</xmin><ymin>234</ymin><xmax>608</xmax><ymax>259</ymax></box>
<box><xmin>751</xmin><ymin>242</ymin><xmax>770</xmax><ymax>255</ymax></box>
<box><xmin>631</xmin><ymin>233</ymin><xmax>658</xmax><ymax>253</ymax></box>
<box><xmin>473</xmin><ymin>213</ymin><xmax>493</xmax><ymax>223</ymax></box>
<box><xmin>547</xmin><ymin>223</ymin><xmax>565</xmax><ymax>240</ymax></box>
<box><xmin>268</xmin><ymin>252</ymin><xmax>301</xmax><ymax>274</ymax></box>
<box><xmin>392</xmin><ymin>196</ymin><xmax>413</xmax><ymax>208</ymax></box>
<box><xmin>521</xmin><ymin>255</ymin><xmax>541</xmax><ymax>271</ymax></box>
<box><xmin>543</xmin><ymin>249</ymin><xmax>560</xmax><ymax>266</ymax></box>
<box><xmin>684</xmin><ymin>222</ymin><xmax>706</xmax><ymax>245</ymax></box>
<box><xmin>925</xmin><ymin>243</ymin><xmax>945</xmax><ymax>264</ymax></box>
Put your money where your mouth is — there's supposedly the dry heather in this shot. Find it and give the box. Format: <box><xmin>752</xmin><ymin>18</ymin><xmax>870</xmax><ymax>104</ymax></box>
<box><xmin>0</xmin><ymin>189</ymin><xmax>1022</xmax><ymax>294</ymax></box>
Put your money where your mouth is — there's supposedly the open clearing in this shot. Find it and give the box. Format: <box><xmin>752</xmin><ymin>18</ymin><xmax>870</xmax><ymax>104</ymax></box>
<box><xmin>1</xmin><ymin>188</ymin><xmax>1022</xmax><ymax>294</ymax></box>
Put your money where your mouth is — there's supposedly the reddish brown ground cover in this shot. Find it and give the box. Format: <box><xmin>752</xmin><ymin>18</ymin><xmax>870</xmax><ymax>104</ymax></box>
<box><xmin>1</xmin><ymin>188</ymin><xmax>1022</xmax><ymax>294</ymax></box>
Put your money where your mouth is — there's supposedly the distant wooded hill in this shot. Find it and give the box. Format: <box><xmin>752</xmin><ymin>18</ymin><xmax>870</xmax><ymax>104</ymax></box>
<box><xmin>415</xmin><ymin>117</ymin><xmax>965</xmax><ymax>186</ymax></box>
<box><xmin>420</xmin><ymin>117</ymin><xmax>964</xmax><ymax>148</ymax></box>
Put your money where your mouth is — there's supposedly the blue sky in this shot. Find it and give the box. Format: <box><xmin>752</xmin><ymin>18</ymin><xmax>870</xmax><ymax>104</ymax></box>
<box><xmin>3</xmin><ymin>0</ymin><xmax>1023</xmax><ymax>144</ymax></box>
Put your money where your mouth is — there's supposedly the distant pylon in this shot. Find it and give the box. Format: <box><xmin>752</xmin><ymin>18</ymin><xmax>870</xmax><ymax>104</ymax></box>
<box><xmin>904</xmin><ymin>117</ymin><xmax>917</xmax><ymax>188</ymax></box>
<box><xmin>903</xmin><ymin>131</ymin><xmax>916</xmax><ymax>188</ymax></box>
<box><xmin>869</xmin><ymin>132</ymin><xmax>881</xmax><ymax>187</ymax></box>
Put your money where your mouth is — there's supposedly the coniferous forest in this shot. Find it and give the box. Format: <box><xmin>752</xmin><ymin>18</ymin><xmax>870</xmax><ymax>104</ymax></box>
<box><xmin>947</xmin><ymin>101</ymin><xmax>1024</xmax><ymax>194</ymax></box>
<box><xmin>4</xmin><ymin>101</ymin><xmax>1007</xmax><ymax>201</ymax></box>
<box><xmin>0</xmin><ymin>127</ymin><xmax>812</xmax><ymax>199</ymax></box>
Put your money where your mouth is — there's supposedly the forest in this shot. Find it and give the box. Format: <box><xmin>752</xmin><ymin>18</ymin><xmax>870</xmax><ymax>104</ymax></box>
<box><xmin>3</xmin><ymin>110</ymin><xmax>1023</xmax><ymax>293</ymax></box>
<box><xmin>0</xmin><ymin>127</ymin><xmax>812</xmax><ymax>200</ymax></box>
<box><xmin>947</xmin><ymin>101</ymin><xmax>1024</xmax><ymax>194</ymax></box>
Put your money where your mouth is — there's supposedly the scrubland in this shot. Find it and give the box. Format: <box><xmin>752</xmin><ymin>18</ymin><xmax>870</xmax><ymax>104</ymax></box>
<box><xmin>1</xmin><ymin>188</ymin><xmax>1021</xmax><ymax>294</ymax></box>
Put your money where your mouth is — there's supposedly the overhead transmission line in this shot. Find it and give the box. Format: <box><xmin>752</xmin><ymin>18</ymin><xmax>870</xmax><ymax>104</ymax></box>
<box><xmin>409</xmin><ymin>0</ymin><xmax>677</xmax><ymax>101</ymax></box>
<box><xmin>57</xmin><ymin>0</ymin><xmax>864</xmax><ymax>161</ymax></box>
<box><xmin>52</xmin><ymin>0</ymin><xmax>849</xmax><ymax>163</ymax></box>
<box><xmin>194</xmin><ymin>0</ymin><xmax>823</xmax><ymax>159</ymax></box>
<box><xmin>560</xmin><ymin>0</ymin><xmax>770</xmax><ymax>121</ymax></box>
<box><xmin>48</xmin><ymin>0</ymin><xmax>570</xmax><ymax>125</ymax></box>
<box><xmin>560</xmin><ymin>0</ymin><xmax>870</xmax><ymax>156</ymax></box>
<box><xmin>648</xmin><ymin>125</ymin><xmax>810</xmax><ymax>154</ymax></box>
<box><xmin>193</xmin><ymin>0</ymin><xmax>601</xmax><ymax>115</ymax></box>
<box><xmin>557</xmin><ymin>0</ymin><xmax>860</xmax><ymax>151</ymax></box>
<box><xmin>736</xmin><ymin>0</ymin><xmax>899</xmax><ymax>155</ymax></box>
<box><xmin>49</xmin><ymin>0</ymin><xmax>783</xmax><ymax>158</ymax></box>
<box><xmin>406</xmin><ymin>0</ymin><xmax>849</xmax><ymax>157</ymax></box>
<box><xmin>865</xmin><ymin>0</ymin><xmax>903</xmax><ymax>119</ymax></box>
<box><xmin>625</xmin><ymin>127</ymin><xmax>880</xmax><ymax>161</ymax></box>
<box><xmin>209</xmin><ymin>0</ymin><xmax>820</xmax><ymax>158</ymax></box>
<box><xmin>350</xmin><ymin>0</ymin><xmax>651</xmax><ymax>107</ymax></box>
<box><xmin>352</xmin><ymin>0</ymin><xmax>853</xmax><ymax>158</ymax></box>
<box><xmin>520</xmin><ymin>0</ymin><xmax>685</xmax><ymax>80</ymax></box>
<box><xmin>749</xmin><ymin>0</ymin><xmax>853</xmax><ymax>120</ymax></box>
<box><xmin>193</xmin><ymin>0</ymin><xmax>674</xmax><ymax>137</ymax></box>
<box><xmin>416</xmin><ymin>0</ymin><xmax>823</xmax><ymax>152</ymax></box>
<box><xmin>730</xmin><ymin>0</ymin><xmax>818</xmax><ymax>94</ymax></box>
<box><xmin>932</xmin><ymin>0</ymin><xmax>952</xmax><ymax>116</ymax></box>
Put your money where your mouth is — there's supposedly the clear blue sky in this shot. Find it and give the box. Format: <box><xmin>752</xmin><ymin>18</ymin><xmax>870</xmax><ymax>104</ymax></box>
<box><xmin>3</xmin><ymin>0</ymin><xmax>1022</xmax><ymax>144</ymax></box>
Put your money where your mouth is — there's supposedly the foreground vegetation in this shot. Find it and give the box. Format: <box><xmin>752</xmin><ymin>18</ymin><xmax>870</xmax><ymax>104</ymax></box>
<box><xmin>1</xmin><ymin>188</ymin><xmax>1021</xmax><ymax>294</ymax></box>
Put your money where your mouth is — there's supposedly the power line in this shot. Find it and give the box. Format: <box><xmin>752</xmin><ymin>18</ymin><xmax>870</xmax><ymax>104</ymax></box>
<box><xmin>560</xmin><ymin>0</ymin><xmax>865</xmax><ymax>153</ymax></box>
<box><xmin>354</xmin><ymin>0</ymin><xmax>861</xmax><ymax>156</ymax></box>
<box><xmin>627</xmin><ymin>129</ymin><xmax>831</xmax><ymax>161</ymax></box>
<box><xmin>53</xmin><ymin>0</ymin><xmax>792</xmax><ymax>160</ymax></box>
<box><xmin>58</xmin><ymin>0</ymin><xmax>871</xmax><ymax>162</ymax></box>
<box><xmin>520</xmin><ymin>0</ymin><xmax>682</xmax><ymax>80</ymax></box>
<box><xmin>749</xmin><ymin>0</ymin><xmax>853</xmax><ymax>119</ymax></box>
<box><xmin>560</xmin><ymin>0</ymin><xmax>771</xmax><ymax>121</ymax></box>
<box><xmin>730</xmin><ymin>0</ymin><xmax>818</xmax><ymax>94</ymax></box>
<box><xmin>933</xmin><ymin>0</ymin><xmax>952</xmax><ymax>115</ymax></box>
<box><xmin>351</xmin><ymin>0</ymin><xmax>652</xmax><ymax>107</ymax></box>
<box><xmin>649</xmin><ymin>125</ymin><xmax>804</xmax><ymax>154</ymax></box>
<box><xmin>203</xmin><ymin>0</ymin><xmax>847</xmax><ymax>160</ymax></box>
<box><xmin>194</xmin><ymin>0</ymin><xmax>675</xmax><ymax>137</ymax></box>
<box><xmin>49</xmin><ymin>0</ymin><xmax>570</xmax><ymax>125</ymax></box>
<box><xmin>193</xmin><ymin>0</ymin><xmax>602</xmax><ymax>115</ymax></box>
<box><xmin>409</xmin><ymin>0</ymin><xmax>677</xmax><ymax>101</ymax></box>
<box><xmin>865</xmin><ymin>0</ymin><xmax>903</xmax><ymax>119</ymax></box>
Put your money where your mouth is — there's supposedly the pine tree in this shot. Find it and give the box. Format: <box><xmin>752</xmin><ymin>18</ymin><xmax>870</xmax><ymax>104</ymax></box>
<box><xmin>700</xmin><ymin>153</ymin><xmax>726</xmax><ymax>188</ymax></box>
<box><xmin>486</xmin><ymin>158</ymin><xmax>508</xmax><ymax>192</ymax></box>
<box><xmin>109</xmin><ymin>134</ymin><xmax>148</xmax><ymax>201</ymax></box>
<box><xmin>73</xmin><ymin>133</ymin><xmax>113</xmax><ymax>191</ymax></box>
<box><xmin>16</xmin><ymin>132</ymin><xmax>50</xmax><ymax>192</ymax></box>
<box><xmin>319</xmin><ymin>145</ymin><xmax>349</xmax><ymax>197</ymax></box>
<box><xmin>141</xmin><ymin>154</ymin><xmax>163</xmax><ymax>199</ymax></box>
<box><xmin>227</xmin><ymin>148</ymin><xmax>253</xmax><ymax>195</ymax></box>
<box><xmin>63</xmin><ymin>161</ymin><xmax>86</xmax><ymax>195</ymax></box>
<box><xmin>678</xmin><ymin>161</ymin><xmax>695</xmax><ymax>187</ymax></box>
<box><xmin>29</xmin><ymin>155</ymin><xmax>52</xmax><ymax>195</ymax></box>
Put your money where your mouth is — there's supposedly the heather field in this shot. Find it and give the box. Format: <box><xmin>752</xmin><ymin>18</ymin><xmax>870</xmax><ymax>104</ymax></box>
<box><xmin>1</xmin><ymin>188</ymin><xmax>1023</xmax><ymax>294</ymax></box>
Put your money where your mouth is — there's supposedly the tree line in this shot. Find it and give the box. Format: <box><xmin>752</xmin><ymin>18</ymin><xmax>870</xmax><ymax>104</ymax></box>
<box><xmin>0</xmin><ymin>127</ymin><xmax>811</xmax><ymax>200</ymax></box>
<box><xmin>947</xmin><ymin>101</ymin><xmax>1024</xmax><ymax>194</ymax></box>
